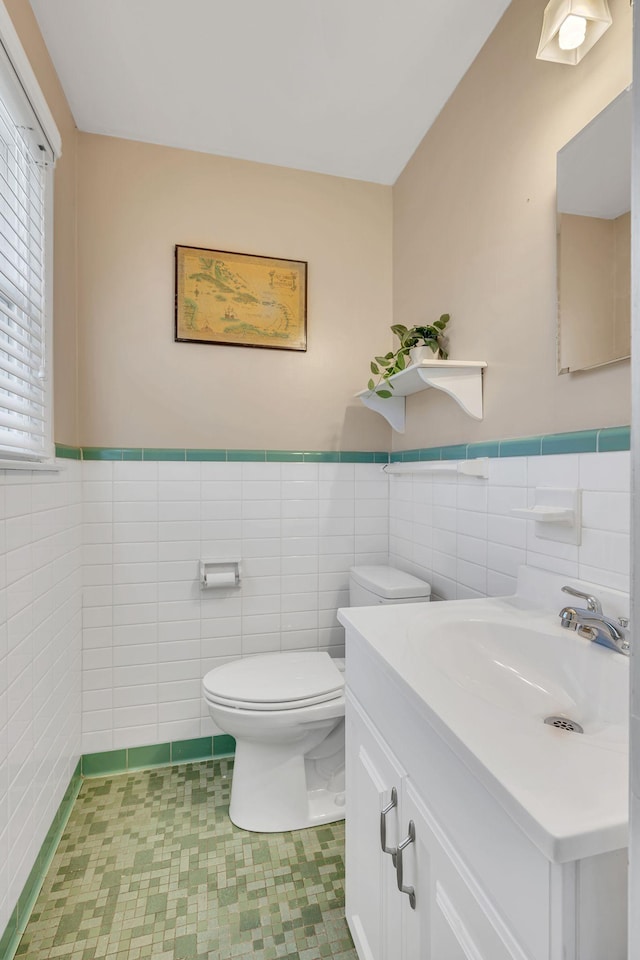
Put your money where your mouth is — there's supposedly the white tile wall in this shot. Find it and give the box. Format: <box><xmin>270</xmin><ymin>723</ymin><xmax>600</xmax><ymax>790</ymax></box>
<box><xmin>82</xmin><ymin>461</ymin><xmax>389</xmax><ymax>753</ymax></box>
<box><xmin>390</xmin><ymin>451</ymin><xmax>631</xmax><ymax>601</ymax></box>
<box><xmin>0</xmin><ymin>448</ymin><xmax>632</xmax><ymax>937</ymax></box>
<box><xmin>0</xmin><ymin>460</ymin><xmax>82</xmax><ymax>936</ymax></box>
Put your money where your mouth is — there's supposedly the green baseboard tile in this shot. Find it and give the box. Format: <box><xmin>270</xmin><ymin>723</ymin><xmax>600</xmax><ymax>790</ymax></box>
<box><xmin>0</xmin><ymin>911</ymin><xmax>18</xmax><ymax>960</ymax></box>
<box><xmin>171</xmin><ymin>737</ymin><xmax>213</xmax><ymax>763</ymax></box>
<box><xmin>0</xmin><ymin>760</ymin><xmax>82</xmax><ymax>960</ymax></box>
<box><xmin>128</xmin><ymin>743</ymin><xmax>171</xmax><ymax>769</ymax></box>
<box><xmin>82</xmin><ymin>749</ymin><xmax>127</xmax><ymax>776</ymax></box>
<box><xmin>81</xmin><ymin>735</ymin><xmax>236</xmax><ymax>778</ymax></box>
<box><xmin>213</xmin><ymin>734</ymin><xmax>236</xmax><ymax>757</ymax></box>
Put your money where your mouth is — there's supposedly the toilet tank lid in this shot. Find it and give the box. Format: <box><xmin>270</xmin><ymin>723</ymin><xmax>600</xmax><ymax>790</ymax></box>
<box><xmin>202</xmin><ymin>651</ymin><xmax>344</xmax><ymax>705</ymax></box>
<box><xmin>350</xmin><ymin>565</ymin><xmax>431</xmax><ymax>600</ymax></box>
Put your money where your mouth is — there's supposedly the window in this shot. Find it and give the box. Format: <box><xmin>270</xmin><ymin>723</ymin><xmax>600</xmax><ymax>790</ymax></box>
<box><xmin>0</xmin><ymin>7</ymin><xmax>60</xmax><ymax>463</ymax></box>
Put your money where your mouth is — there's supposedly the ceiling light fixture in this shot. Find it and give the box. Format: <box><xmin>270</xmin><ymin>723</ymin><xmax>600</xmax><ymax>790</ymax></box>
<box><xmin>536</xmin><ymin>0</ymin><xmax>612</xmax><ymax>64</ymax></box>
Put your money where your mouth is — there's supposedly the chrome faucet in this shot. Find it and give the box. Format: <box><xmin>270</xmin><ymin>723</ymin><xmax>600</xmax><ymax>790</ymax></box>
<box><xmin>559</xmin><ymin>585</ymin><xmax>630</xmax><ymax>656</ymax></box>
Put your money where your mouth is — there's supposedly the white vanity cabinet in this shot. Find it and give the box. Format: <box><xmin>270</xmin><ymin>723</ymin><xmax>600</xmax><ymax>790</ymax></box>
<box><xmin>347</xmin><ymin>693</ymin><xmax>515</xmax><ymax>960</ymax></box>
<box><xmin>344</xmin><ymin>635</ymin><xmax>628</xmax><ymax>960</ymax></box>
<box><xmin>346</xmin><ymin>692</ymin><xmax>404</xmax><ymax>960</ymax></box>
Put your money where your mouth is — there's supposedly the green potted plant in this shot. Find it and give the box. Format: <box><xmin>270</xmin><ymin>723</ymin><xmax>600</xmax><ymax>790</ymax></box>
<box><xmin>367</xmin><ymin>314</ymin><xmax>450</xmax><ymax>398</ymax></box>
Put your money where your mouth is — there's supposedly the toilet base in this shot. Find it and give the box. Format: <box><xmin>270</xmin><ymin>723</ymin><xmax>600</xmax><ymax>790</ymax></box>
<box><xmin>230</xmin><ymin>785</ymin><xmax>346</xmax><ymax>833</ymax></box>
<box><xmin>228</xmin><ymin>722</ymin><xmax>345</xmax><ymax>833</ymax></box>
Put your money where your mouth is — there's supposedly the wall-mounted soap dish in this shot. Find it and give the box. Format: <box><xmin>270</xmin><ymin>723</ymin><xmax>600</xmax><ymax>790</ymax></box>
<box><xmin>511</xmin><ymin>488</ymin><xmax>581</xmax><ymax>545</ymax></box>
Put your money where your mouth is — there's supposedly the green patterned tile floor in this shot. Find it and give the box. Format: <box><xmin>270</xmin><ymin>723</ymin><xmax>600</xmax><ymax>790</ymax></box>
<box><xmin>16</xmin><ymin>759</ymin><xmax>356</xmax><ymax>960</ymax></box>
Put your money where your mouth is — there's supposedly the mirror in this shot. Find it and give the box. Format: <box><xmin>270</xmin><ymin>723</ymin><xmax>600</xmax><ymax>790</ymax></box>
<box><xmin>557</xmin><ymin>87</ymin><xmax>631</xmax><ymax>374</ymax></box>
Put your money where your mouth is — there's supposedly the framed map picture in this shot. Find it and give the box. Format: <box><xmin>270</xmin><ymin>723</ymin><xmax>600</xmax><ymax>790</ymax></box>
<box><xmin>175</xmin><ymin>245</ymin><xmax>307</xmax><ymax>351</ymax></box>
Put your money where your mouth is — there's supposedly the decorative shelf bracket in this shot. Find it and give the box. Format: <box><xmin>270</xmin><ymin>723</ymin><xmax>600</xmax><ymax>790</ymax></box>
<box><xmin>356</xmin><ymin>392</ymin><xmax>406</xmax><ymax>433</ymax></box>
<box><xmin>356</xmin><ymin>360</ymin><xmax>487</xmax><ymax>433</ymax></box>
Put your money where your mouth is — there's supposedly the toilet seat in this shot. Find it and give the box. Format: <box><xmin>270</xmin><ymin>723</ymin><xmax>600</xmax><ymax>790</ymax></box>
<box><xmin>202</xmin><ymin>651</ymin><xmax>344</xmax><ymax>712</ymax></box>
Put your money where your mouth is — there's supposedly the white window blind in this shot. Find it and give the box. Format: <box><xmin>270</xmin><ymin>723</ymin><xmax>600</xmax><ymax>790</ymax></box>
<box><xmin>0</xmin><ymin>36</ymin><xmax>55</xmax><ymax>462</ymax></box>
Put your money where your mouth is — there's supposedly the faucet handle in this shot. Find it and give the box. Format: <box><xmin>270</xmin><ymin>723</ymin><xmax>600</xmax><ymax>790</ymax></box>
<box><xmin>561</xmin><ymin>585</ymin><xmax>603</xmax><ymax>614</ymax></box>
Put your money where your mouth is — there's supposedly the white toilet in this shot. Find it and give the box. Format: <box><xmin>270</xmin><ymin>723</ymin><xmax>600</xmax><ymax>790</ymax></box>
<box><xmin>201</xmin><ymin>564</ymin><xmax>431</xmax><ymax>832</ymax></box>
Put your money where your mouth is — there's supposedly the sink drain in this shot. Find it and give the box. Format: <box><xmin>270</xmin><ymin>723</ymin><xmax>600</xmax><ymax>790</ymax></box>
<box><xmin>544</xmin><ymin>715</ymin><xmax>584</xmax><ymax>734</ymax></box>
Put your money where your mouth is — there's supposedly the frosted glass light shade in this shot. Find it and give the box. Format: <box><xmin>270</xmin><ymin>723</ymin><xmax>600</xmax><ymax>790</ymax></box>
<box><xmin>536</xmin><ymin>0</ymin><xmax>612</xmax><ymax>64</ymax></box>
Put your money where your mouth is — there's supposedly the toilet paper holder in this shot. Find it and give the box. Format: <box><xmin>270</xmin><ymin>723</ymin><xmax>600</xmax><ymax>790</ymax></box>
<box><xmin>200</xmin><ymin>559</ymin><xmax>241</xmax><ymax>589</ymax></box>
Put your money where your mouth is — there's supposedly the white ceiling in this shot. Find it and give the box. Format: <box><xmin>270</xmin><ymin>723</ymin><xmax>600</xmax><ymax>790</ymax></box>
<box><xmin>29</xmin><ymin>0</ymin><xmax>511</xmax><ymax>185</ymax></box>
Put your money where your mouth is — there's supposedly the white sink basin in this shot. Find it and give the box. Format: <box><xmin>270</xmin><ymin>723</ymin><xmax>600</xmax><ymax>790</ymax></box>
<box><xmin>410</xmin><ymin>618</ymin><xmax>627</xmax><ymax>736</ymax></box>
<box><xmin>338</xmin><ymin>566</ymin><xmax>630</xmax><ymax>862</ymax></box>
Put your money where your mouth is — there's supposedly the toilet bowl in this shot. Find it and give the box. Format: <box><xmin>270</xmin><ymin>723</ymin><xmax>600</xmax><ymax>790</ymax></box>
<box><xmin>203</xmin><ymin>651</ymin><xmax>346</xmax><ymax>832</ymax></box>
<box><xmin>202</xmin><ymin>564</ymin><xmax>431</xmax><ymax>832</ymax></box>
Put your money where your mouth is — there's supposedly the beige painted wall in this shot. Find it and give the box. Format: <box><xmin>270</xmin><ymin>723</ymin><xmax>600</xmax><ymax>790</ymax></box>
<box><xmin>77</xmin><ymin>135</ymin><xmax>392</xmax><ymax>450</ymax></box>
<box><xmin>4</xmin><ymin>0</ymin><xmax>78</xmax><ymax>446</ymax></box>
<box><xmin>393</xmin><ymin>0</ymin><xmax>632</xmax><ymax>450</ymax></box>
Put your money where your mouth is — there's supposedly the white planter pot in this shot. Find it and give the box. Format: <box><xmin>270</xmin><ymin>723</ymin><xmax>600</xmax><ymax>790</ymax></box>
<box><xmin>409</xmin><ymin>345</ymin><xmax>439</xmax><ymax>364</ymax></box>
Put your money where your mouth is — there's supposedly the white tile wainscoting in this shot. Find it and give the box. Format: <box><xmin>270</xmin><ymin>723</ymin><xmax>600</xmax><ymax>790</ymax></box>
<box><xmin>0</xmin><ymin>460</ymin><xmax>82</xmax><ymax>938</ymax></box>
<box><xmin>82</xmin><ymin>461</ymin><xmax>388</xmax><ymax>754</ymax></box>
<box><xmin>389</xmin><ymin>450</ymin><xmax>630</xmax><ymax>601</ymax></box>
<box><xmin>82</xmin><ymin>450</ymin><xmax>631</xmax><ymax>755</ymax></box>
<box><xmin>0</xmin><ymin>446</ymin><xmax>632</xmax><ymax>940</ymax></box>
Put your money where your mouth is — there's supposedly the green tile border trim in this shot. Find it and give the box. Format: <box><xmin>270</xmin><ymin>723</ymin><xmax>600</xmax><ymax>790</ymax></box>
<box><xmin>81</xmin><ymin>734</ymin><xmax>236</xmax><ymax>778</ymax></box>
<box><xmin>598</xmin><ymin>426</ymin><xmax>631</xmax><ymax>452</ymax></box>
<box><xmin>55</xmin><ymin>446</ymin><xmax>390</xmax><ymax>463</ymax></box>
<box><xmin>54</xmin><ymin>443</ymin><xmax>81</xmax><ymax>460</ymax></box>
<box><xmin>0</xmin><ymin>760</ymin><xmax>82</xmax><ymax>960</ymax></box>
<box><xmin>55</xmin><ymin>428</ymin><xmax>629</xmax><ymax>465</ymax></box>
<box><xmin>390</xmin><ymin>426</ymin><xmax>629</xmax><ymax>463</ymax></box>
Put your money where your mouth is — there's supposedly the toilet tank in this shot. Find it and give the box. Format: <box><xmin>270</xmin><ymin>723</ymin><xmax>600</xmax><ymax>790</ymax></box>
<box><xmin>349</xmin><ymin>565</ymin><xmax>431</xmax><ymax>606</ymax></box>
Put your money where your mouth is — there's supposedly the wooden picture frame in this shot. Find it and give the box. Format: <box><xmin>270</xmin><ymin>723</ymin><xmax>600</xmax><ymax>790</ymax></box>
<box><xmin>175</xmin><ymin>245</ymin><xmax>307</xmax><ymax>351</ymax></box>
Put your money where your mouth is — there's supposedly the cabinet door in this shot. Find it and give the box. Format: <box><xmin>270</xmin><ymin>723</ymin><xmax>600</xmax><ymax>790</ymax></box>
<box><xmin>346</xmin><ymin>693</ymin><xmax>405</xmax><ymax>960</ymax></box>
<box><xmin>400</xmin><ymin>781</ymin><xmax>523</xmax><ymax>960</ymax></box>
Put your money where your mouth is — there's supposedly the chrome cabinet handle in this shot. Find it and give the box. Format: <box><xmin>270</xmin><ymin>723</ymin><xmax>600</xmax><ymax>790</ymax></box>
<box><xmin>380</xmin><ymin>787</ymin><xmax>398</xmax><ymax>866</ymax></box>
<box><xmin>395</xmin><ymin>820</ymin><xmax>416</xmax><ymax>909</ymax></box>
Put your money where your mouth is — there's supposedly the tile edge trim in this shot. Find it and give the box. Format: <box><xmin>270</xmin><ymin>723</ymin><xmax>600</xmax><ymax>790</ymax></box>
<box><xmin>55</xmin><ymin>428</ymin><xmax>630</xmax><ymax>464</ymax></box>
<box><xmin>0</xmin><ymin>761</ymin><xmax>82</xmax><ymax>960</ymax></box>
<box><xmin>394</xmin><ymin>426</ymin><xmax>629</xmax><ymax>462</ymax></box>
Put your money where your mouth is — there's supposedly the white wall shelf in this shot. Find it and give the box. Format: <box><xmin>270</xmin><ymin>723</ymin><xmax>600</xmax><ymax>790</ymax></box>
<box><xmin>356</xmin><ymin>360</ymin><xmax>487</xmax><ymax>433</ymax></box>
<box><xmin>383</xmin><ymin>458</ymin><xmax>489</xmax><ymax>479</ymax></box>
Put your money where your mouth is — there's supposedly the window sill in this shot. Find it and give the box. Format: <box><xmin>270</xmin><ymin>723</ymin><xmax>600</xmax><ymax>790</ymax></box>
<box><xmin>0</xmin><ymin>458</ymin><xmax>62</xmax><ymax>472</ymax></box>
